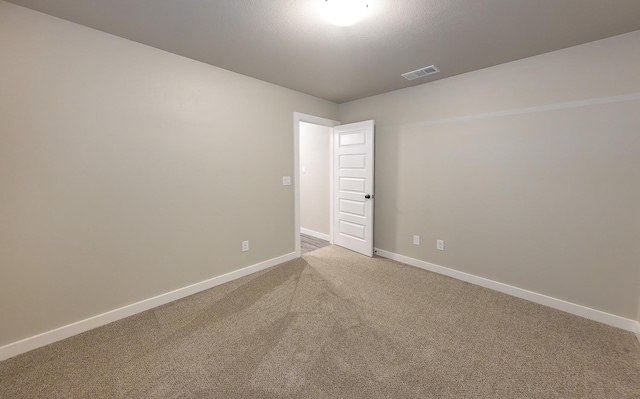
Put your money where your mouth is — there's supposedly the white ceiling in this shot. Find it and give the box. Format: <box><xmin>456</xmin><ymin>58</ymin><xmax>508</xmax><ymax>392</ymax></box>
<box><xmin>6</xmin><ymin>0</ymin><xmax>640</xmax><ymax>103</ymax></box>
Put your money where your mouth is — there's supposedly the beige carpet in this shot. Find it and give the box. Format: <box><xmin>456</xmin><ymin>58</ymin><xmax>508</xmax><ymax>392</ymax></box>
<box><xmin>1</xmin><ymin>245</ymin><xmax>639</xmax><ymax>398</ymax></box>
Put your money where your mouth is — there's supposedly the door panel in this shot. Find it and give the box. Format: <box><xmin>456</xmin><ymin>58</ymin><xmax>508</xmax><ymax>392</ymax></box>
<box><xmin>339</xmin><ymin>199</ymin><xmax>365</xmax><ymax>216</ymax></box>
<box><xmin>333</xmin><ymin>120</ymin><xmax>374</xmax><ymax>257</ymax></box>
<box><xmin>339</xmin><ymin>177</ymin><xmax>366</xmax><ymax>192</ymax></box>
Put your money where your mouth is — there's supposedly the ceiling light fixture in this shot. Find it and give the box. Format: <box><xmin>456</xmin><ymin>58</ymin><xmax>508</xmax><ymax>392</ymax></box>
<box><xmin>320</xmin><ymin>0</ymin><xmax>369</xmax><ymax>27</ymax></box>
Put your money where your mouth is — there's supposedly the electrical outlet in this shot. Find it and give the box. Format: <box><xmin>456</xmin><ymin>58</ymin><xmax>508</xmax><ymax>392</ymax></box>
<box><xmin>282</xmin><ymin>176</ymin><xmax>291</xmax><ymax>185</ymax></box>
<box><xmin>242</xmin><ymin>240</ymin><xmax>249</xmax><ymax>252</ymax></box>
<box><xmin>436</xmin><ymin>240</ymin><xmax>445</xmax><ymax>251</ymax></box>
<box><xmin>413</xmin><ymin>235</ymin><xmax>420</xmax><ymax>245</ymax></box>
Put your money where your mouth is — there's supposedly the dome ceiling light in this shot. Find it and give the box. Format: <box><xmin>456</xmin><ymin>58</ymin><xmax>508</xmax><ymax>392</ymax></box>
<box><xmin>320</xmin><ymin>0</ymin><xmax>369</xmax><ymax>27</ymax></box>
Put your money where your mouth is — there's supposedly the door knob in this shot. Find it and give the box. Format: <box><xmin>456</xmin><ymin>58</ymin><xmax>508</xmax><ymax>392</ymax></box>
<box><xmin>364</xmin><ymin>194</ymin><xmax>371</xmax><ymax>199</ymax></box>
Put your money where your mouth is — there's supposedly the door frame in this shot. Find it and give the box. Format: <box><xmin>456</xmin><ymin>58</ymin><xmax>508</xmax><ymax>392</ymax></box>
<box><xmin>293</xmin><ymin>112</ymin><xmax>340</xmax><ymax>258</ymax></box>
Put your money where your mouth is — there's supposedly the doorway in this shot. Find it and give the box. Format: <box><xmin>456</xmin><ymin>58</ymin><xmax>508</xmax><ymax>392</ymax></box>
<box><xmin>299</xmin><ymin>121</ymin><xmax>332</xmax><ymax>254</ymax></box>
<box><xmin>293</xmin><ymin>113</ymin><xmax>375</xmax><ymax>258</ymax></box>
<box><xmin>293</xmin><ymin>113</ymin><xmax>339</xmax><ymax>257</ymax></box>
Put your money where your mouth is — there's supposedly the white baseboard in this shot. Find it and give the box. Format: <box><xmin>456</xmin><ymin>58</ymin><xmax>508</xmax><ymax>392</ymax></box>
<box><xmin>300</xmin><ymin>228</ymin><xmax>331</xmax><ymax>242</ymax></box>
<box><xmin>374</xmin><ymin>248</ymin><xmax>639</xmax><ymax>333</ymax></box>
<box><xmin>0</xmin><ymin>252</ymin><xmax>297</xmax><ymax>362</ymax></box>
<box><xmin>2</xmin><ymin>249</ymin><xmax>636</xmax><ymax>362</ymax></box>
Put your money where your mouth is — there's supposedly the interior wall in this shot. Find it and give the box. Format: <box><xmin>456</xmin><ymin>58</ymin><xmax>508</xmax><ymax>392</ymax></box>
<box><xmin>0</xmin><ymin>1</ymin><xmax>338</xmax><ymax>347</ymax></box>
<box><xmin>299</xmin><ymin>122</ymin><xmax>331</xmax><ymax>237</ymax></box>
<box><xmin>339</xmin><ymin>31</ymin><xmax>640</xmax><ymax>320</ymax></box>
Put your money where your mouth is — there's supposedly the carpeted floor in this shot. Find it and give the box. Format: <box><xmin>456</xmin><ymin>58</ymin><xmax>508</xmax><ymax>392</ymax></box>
<box><xmin>1</xmin><ymin>245</ymin><xmax>639</xmax><ymax>398</ymax></box>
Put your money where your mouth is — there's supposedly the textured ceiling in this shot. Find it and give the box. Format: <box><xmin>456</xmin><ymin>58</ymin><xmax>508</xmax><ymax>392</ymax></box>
<box><xmin>6</xmin><ymin>0</ymin><xmax>640</xmax><ymax>103</ymax></box>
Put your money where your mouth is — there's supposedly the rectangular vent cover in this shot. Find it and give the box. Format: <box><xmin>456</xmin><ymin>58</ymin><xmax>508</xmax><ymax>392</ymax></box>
<box><xmin>402</xmin><ymin>65</ymin><xmax>440</xmax><ymax>80</ymax></box>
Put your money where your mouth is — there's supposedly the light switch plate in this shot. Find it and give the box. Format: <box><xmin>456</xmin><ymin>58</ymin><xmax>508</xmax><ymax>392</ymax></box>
<box><xmin>413</xmin><ymin>235</ymin><xmax>420</xmax><ymax>245</ymax></box>
<box><xmin>282</xmin><ymin>176</ymin><xmax>291</xmax><ymax>186</ymax></box>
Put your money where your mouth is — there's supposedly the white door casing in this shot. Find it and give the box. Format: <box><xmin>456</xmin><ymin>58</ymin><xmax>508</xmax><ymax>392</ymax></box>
<box><xmin>332</xmin><ymin>120</ymin><xmax>375</xmax><ymax>257</ymax></box>
<box><xmin>293</xmin><ymin>112</ymin><xmax>340</xmax><ymax>258</ymax></box>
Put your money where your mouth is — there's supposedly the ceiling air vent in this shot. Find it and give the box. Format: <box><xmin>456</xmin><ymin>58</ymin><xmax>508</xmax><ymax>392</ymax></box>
<box><xmin>401</xmin><ymin>65</ymin><xmax>440</xmax><ymax>81</ymax></box>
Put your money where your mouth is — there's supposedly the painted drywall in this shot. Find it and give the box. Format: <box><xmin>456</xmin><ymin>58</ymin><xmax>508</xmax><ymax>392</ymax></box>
<box><xmin>299</xmin><ymin>122</ymin><xmax>331</xmax><ymax>237</ymax></box>
<box><xmin>339</xmin><ymin>31</ymin><xmax>640</xmax><ymax>320</ymax></box>
<box><xmin>0</xmin><ymin>1</ymin><xmax>338</xmax><ymax>347</ymax></box>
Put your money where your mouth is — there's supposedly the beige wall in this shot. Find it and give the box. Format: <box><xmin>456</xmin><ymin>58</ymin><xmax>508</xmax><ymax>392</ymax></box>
<box><xmin>0</xmin><ymin>2</ymin><xmax>338</xmax><ymax>346</ymax></box>
<box><xmin>339</xmin><ymin>31</ymin><xmax>640</xmax><ymax>320</ymax></box>
<box><xmin>299</xmin><ymin>122</ymin><xmax>331</xmax><ymax>236</ymax></box>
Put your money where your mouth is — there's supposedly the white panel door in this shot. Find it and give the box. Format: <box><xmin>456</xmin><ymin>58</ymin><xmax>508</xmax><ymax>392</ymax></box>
<box><xmin>333</xmin><ymin>120</ymin><xmax>374</xmax><ymax>257</ymax></box>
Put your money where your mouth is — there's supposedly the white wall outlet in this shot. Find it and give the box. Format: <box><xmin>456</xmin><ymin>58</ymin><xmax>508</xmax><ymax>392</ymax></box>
<box><xmin>413</xmin><ymin>235</ymin><xmax>420</xmax><ymax>245</ymax></box>
<box><xmin>242</xmin><ymin>240</ymin><xmax>249</xmax><ymax>252</ymax></box>
<box><xmin>436</xmin><ymin>239</ymin><xmax>445</xmax><ymax>251</ymax></box>
<box><xmin>282</xmin><ymin>176</ymin><xmax>291</xmax><ymax>185</ymax></box>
